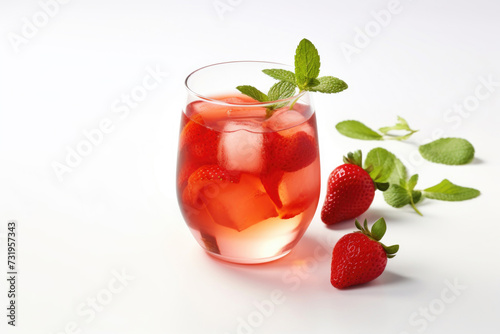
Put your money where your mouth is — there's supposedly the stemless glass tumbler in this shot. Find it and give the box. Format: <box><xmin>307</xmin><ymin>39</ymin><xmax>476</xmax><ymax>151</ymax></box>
<box><xmin>176</xmin><ymin>61</ymin><xmax>320</xmax><ymax>264</ymax></box>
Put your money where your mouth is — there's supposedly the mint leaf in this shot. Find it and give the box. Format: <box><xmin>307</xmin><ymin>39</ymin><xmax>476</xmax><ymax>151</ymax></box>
<box><xmin>412</xmin><ymin>190</ymin><xmax>423</xmax><ymax>204</ymax></box>
<box><xmin>379</xmin><ymin>116</ymin><xmax>410</xmax><ymax>133</ymax></box>
<box><xmin>262</xmin><ymin>69</ymin><xmax>296</xmax><ymax>85</ymax></box>
<box><xmin>379</xmin><ymin>116</ymin><xmax>418</xmax><ymax>140</ymax></box>
<box><xmin>336</xmin><ymin>121</ymin><xmax>383</xmax><ymax>140</ymax></box>
<box><xmin>267</xmin><ymin>81</ymin><xmax>296</xmax><ymax>102</ymax></box>
<box><xmin>294</xmin><ymin>38</ymin><xmax>320</xmax><ymax>90</ymax></box>
<box><xmin>383</xmin><ymin>184</ymin><xmax>422</xmax><ymax>211</ymax></box>
<box><xmin>309</xmin><ymin>76</ymin><xmax>348</xmax><ymax>94</ymax></box>
<box><xmin>369</xmin><ymin>165</ymin><xmax>384</xmax><ymax>180</ymax></box>
<box><xmin>387</xmin><ymin>158</ymin><xmax>407</xmax><ymax>186</ymax></box>
<box><xmin>375</xmin><ymin>181</ymin><xmax>390</xmax><ymax>191</ymax></box>
<box><xmin>364</xmin><ymin>148</ymin><xmax>396</xmax><ymax>182</ymax></box>
<box><xmin>423</xmin><ymin>179</ymin><xmax>480</xmax><ymax>201</ymax></box>
<box><xmin>383</xmin><ymin>184</ymin><xmax>411</xmax><ymax>208</ymax></box>
<box><xmin>307</xmin><ymin>78</ymin><xmax>320</xmax><ymax>88</ymax></box>
<box><xmin>236</xmin><ymin>85</ymin><xmax>268</xmax><ymax>102</ymax></box>
<box><xmin>406</xmin><ymin>174</ymin><xmax>422</xmax><ymax>215</ymax></box>
<box><xmin>383</xmin><ymin>173</ymin><xmax>423</xmax><ymax>215</ymax></box>
<box><xmin>419</xmin><ymin>138</ymin><xmax>475</xmax><ymax>165</ymax></box>
<box><xmin>407</xmin><ymin>174</ymin><xmax>419</xmax><ymax>191</ymax></box>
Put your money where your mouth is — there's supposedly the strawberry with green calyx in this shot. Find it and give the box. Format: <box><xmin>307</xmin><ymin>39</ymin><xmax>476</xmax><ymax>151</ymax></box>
<box><xmin>331</xmin><ymin>218</ymin><xmax>399</xmax><ymax>289</ymax></box>
<box><xmin>321</xmin><ymin>150</ymin><xmax>389</xmax><ymax>225</ymax></box>
<box><xmin>344</xmin><ymin>150</ymin><xmax>390</xmax><ymax>191</ymax></box>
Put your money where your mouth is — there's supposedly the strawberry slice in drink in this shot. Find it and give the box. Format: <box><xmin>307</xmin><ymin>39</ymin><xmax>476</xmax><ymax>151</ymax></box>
<box><xmin>270</xmin><ymin>131</ymin><xmax>317</xmax><ymax>172</ymax></box>
<box><xmin>260</xmin><ymin>168</ymin><xmax>285</xmax><ymax>208</ymax></box>
<box><xmin>260</xmin><ymin>129</ymin><xmax>318</xmax><ymax>211</ymax></box>
<box><xmin>183</xmin><ymin>164</ymin><xmax>241</xmax><ymax>206</ymax></box>
<box><xmin>179</xmin><ymin>112</ymin><xmax>220</xmax><ymax>166</ymax></box>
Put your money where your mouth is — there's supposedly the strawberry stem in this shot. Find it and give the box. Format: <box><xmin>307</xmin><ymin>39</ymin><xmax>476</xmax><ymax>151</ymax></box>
<box><xmin>342</xmin><ymin>150</ymin><xmax>363</xmax><ymax>167</ymax></box>
<box><xmin>354</xmin><ymin>218</ymin><xmax>399</xmax><ymax>258</ymax></box>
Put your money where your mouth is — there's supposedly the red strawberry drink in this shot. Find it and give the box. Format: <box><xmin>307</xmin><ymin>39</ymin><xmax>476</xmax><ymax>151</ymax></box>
<box><xmin>177</xmin><ymin>62</ymin><xmax>320</xmax><ymax>263</ymax></box>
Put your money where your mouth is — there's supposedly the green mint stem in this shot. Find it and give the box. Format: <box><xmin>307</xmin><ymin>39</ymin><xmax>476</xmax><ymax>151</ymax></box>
<box><xmin>383</xmin><ymin>130</ymin><xmax>418</xmax><ymax>141</ymax></box>
<box><xmin>409</xmin><ymin>197</ymin><xmax>423</xmax><ymax>216</ymax></box>
<box><xmin>288</xmin><ymin>90</ymin><xmax>303</xmax><ymax>110</ymax></box>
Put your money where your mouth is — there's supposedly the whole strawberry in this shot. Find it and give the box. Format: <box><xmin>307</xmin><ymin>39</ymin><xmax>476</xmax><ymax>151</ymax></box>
<box><xmin>321</xmin><ymin>151</ymin><xmax>387</xmax><ymax>225</ymax></box>
<box><xmin>331</xmin><ymin>218</ymin><xmax>399</xmax><ymax>289</ymax></box>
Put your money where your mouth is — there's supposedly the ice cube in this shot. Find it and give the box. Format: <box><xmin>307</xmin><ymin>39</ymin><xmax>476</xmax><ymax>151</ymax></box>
<box><xmin>204</xmin><ymin>174</ymin><xmax>278</xmax><ymax>231</ymax></box>
<box><xmin>264</xmin><ymin>109</ymin><xmax>314</xmax><ymax>137</ymax></box>
<box><xmin>187</xmin><ymin>101</ymin><xmax>229</xmax><ymax>132</ymax></box>
<box><xmin>218</xmin><ymin>121</ymin><xmax>264</xmax><ymax>174</ymax></box>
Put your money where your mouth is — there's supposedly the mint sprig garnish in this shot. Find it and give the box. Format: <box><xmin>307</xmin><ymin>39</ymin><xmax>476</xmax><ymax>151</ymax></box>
<box><xmin>290</xmin><ymin>39</ymin><xmax>347</xmax><ymax>93</ymax></box>
<box><xmin>236</xmin><ymin>38</ymin><xmax>348</xmax><ymax>118</ymax></box>
<box><xmin>363</xmin><ymin>147</ymin><xmax>480</xmax><ymax>215</ymax></box>
<box><xmin>336</xmin><ymin>116</ymin><xmax>418</xmax><ymax>141</ymax></box>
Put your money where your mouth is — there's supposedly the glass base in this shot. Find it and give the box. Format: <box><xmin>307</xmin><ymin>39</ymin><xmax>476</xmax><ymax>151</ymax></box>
<box><xmin>205</xmin><ymin>249</ymin><xmax>292</xmax><ymax>264</ymax></box>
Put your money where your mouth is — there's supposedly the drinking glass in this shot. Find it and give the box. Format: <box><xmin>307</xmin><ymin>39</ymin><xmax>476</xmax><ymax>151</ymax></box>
<box><xmin>176</xmin><ymin>61</ymin><xmax>320</xmax><ymax>264</ymax></box>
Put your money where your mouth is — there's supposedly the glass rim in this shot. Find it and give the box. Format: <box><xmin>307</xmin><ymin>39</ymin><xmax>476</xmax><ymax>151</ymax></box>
<box><xmin>184</xmin><ymin>60</ymin><xmax>307</xmax><ymax>107</ymax></box>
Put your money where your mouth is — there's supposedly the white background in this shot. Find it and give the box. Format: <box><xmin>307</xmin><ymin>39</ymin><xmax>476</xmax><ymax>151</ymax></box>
<box><xmin>1</xmin><ymin>0</ymin><xmax>499</xmax><ymax>333</ymax></box>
